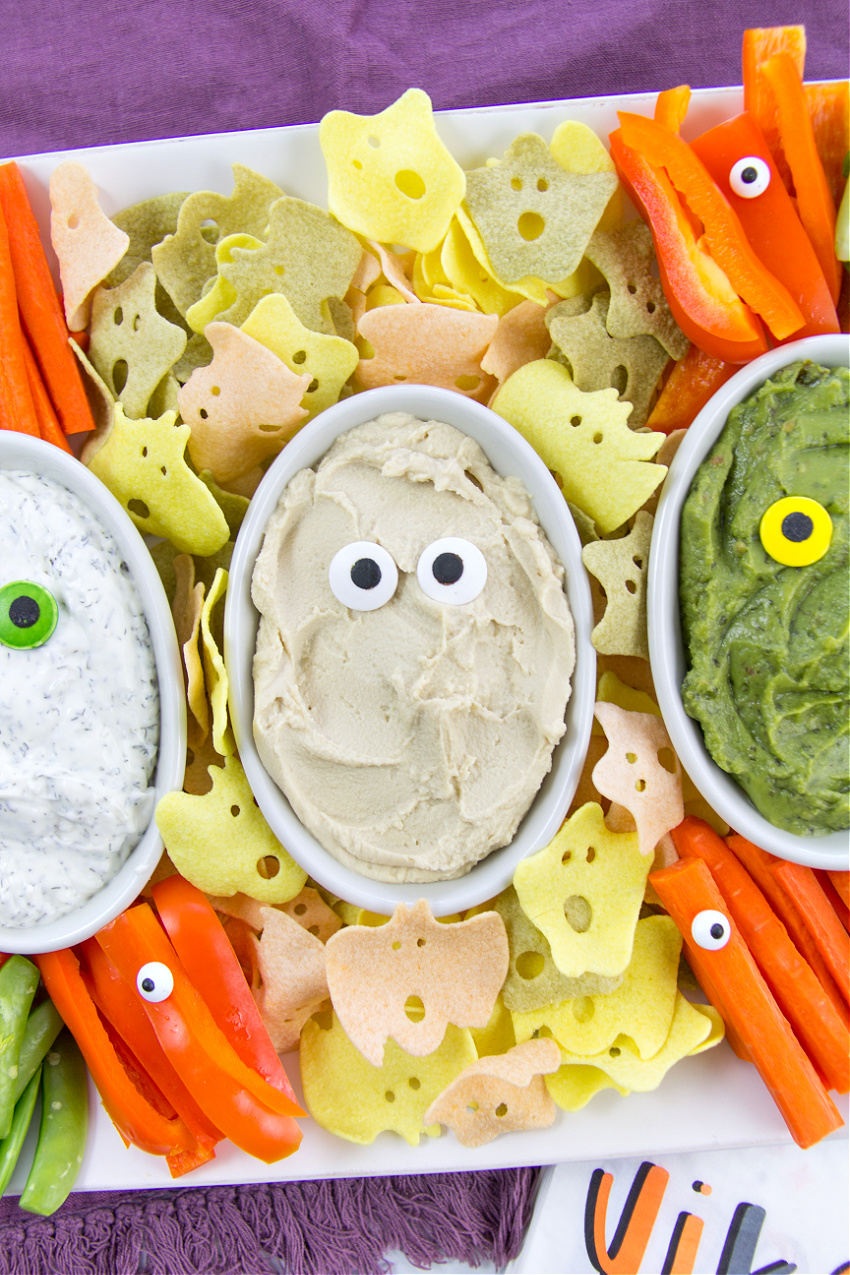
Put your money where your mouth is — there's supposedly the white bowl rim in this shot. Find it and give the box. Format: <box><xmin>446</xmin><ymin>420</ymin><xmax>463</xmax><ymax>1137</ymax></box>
<box><xmin>0</xmin><ymin>433</ymin><xmax>187</xmax><ymax>953</ymax></box>
<box><xmin>224</xmin><ymin>383</ymin><xmax>596</xmax><ymax>917</ymax></box>
<box><xmin>648</xmin><ymin>333</ymin><xmax>850</xmax><ymax>870</ymax></box>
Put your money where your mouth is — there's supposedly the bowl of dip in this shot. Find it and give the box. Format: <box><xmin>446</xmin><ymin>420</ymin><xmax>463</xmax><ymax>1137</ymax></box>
<box><xmin>225</xmin><ymin>384</ymin><xmax>595</xmax><ymax>917</ymax></box>
<box><xmin>0</xmin><ymin>433</ymin><xmax>186</xmax><ymax>954</ymax></box>
<box><xmin>648</xmin><ymin>333</ymin><xmax>849</xmax><ymax>870</ymax></box>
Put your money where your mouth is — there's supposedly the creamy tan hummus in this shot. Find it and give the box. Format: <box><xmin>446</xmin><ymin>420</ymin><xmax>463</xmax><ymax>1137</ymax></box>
<box><xmin>251</xmin><ymin>412</ymin><xmax>575</xmax><ymax>882</ymax></box>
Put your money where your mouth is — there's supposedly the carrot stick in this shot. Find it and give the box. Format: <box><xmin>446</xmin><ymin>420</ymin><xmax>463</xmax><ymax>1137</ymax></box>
<box><xmin>650</xmin><ymin>856</ymin><xmax>844</xmax><ymax>1149</ymax></box>
<box><xmin>816</xmin><ymin>870</ymin><xmax>850</xmax><ymax>934</ymax></box>
<box><xmin>671</xmin><ymin>818</ymin><xmax>849</xmax><ymax>1093</ymax></box>
<box><xmin>726</xmin><ymin>834</ymin><xmax>849</xmax><ymax>1025</ymax></box>
<box><xmin>827</xmin><ymin>870</ymin><xmax>850</xmax><ymax>911</ymax></box>
<box><xmin>0</xmin><ymin>199</ymin><xmax>40</xmax><ymax>437</ymax></box>
<box><xmin>21</xmin><ymin>333</ymin><xmax>73</xmax><ymax>453</ymax></box>
<box><xmin>760</xmin><ymin>52</ymin><xmax>842</xmax><ymax>305</ymax></box>
<box><xmin>0</xmin><ymin>161</ymin><xmax>96</xmax><ymax>436</ymax></box>
<box><xmin>769</xmin><ymin>859</ymin><xmax>850</xmax><ymax>1006</ymax></box>
<box><xmin>646</xmin><ymin>342</ymin><xmax>737</xmax><ymax>434</ymax></box>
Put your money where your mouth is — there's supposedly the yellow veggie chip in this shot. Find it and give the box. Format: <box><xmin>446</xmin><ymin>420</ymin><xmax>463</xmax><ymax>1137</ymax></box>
<box><xmin>513</xmin><ymin>802</ymin><xmax>650</xmax><ymax>979</ymax></box>
<box><xmin>300</xmin><ymin>1012</ymin><xmax>477</xmax><ymax>1145</ymax></box>
<box><xmin>320</xmin><ymin>88</ymin><xmax>466</xmax><ymax>253</ymax></box>
<box><xmin>199</xmin><ymin>568</ymin><xmax>233</xmax><ymax>759</ymax></box>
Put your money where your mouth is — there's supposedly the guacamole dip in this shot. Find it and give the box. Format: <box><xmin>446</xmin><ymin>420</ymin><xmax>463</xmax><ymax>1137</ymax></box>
<box><xmin>680</xmin><ymin>359</ymin><xmax>849</xmax><ymax>838</ymax></box>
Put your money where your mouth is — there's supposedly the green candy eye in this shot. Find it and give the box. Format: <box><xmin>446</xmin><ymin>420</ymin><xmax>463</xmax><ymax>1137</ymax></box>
<box><xmin>0</xmin><ymin>581</ymin><xmax>59</xmax><ymax>650</ymax></box>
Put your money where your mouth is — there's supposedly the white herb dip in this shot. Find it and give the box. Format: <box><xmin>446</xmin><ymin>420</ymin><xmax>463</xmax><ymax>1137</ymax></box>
<box><xmin>0</xmin><ymin>470</ymin><xmax>159</xmax><ymax>928</ymax></box>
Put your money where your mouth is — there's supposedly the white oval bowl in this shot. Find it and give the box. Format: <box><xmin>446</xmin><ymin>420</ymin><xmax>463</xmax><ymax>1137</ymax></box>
<box><xmin>225</xmin><ymin>384</ymin><xmax>596</xmax><ymax>916</ymax></box>
<box><xmin>0</xmin><ymin>434</ymin><xmax>187</xmax><ymax>953</ymax></box>
<box><xmin>648</xmin><ymin>333</ymin><xmax>850</xmax><ymax>870</ymax></box>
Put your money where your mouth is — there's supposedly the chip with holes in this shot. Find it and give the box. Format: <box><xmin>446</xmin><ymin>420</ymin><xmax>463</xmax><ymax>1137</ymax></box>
<box><xmin>511</xmin><ymin>914</ymin><xmax>682</xmax><ymax>1059</ymax></box>
<box><xmin>300</xmin><ymin>1011</ymin><xmax>477</xmax><ymax>1145</ymax></box>
<box><xmin>83</xmin><ymin>405</ymin><xmax>230</xmax><ymax>556</ymax></box>
<box><xmin>355</xmin><ymin>301</ymin><xmax>497</xmax><ymax>400</ymax></box>
<box><xmin>548</xmin><ymin>996</ymin><xmax>722</xmax><ymax>1093</ymax></box>
<box><xmin>155</xmin><ymin>751</ymin><xmax>307</xmax><ymax>903</ymax></box>
<box><xmin>87</xmin><ymin>263</ymin><xmax>188</xmax><ymax>419</ymax></box>
<box><xmin>581</xmin><ymin>510</ymin><xmax>654</xmax><ymax>658</ymax></box>
<box><xmin>463</xmin><ymin>133</ymin><xmax>618</xmax><ymax>287</ymax></box>
<box><xmin>177</xmin><ymin>321</ymin><xmax>310</xmax><ymax>484</ymax></box>
<box><xmin>48</xmin><ymin>161</ymin><xmax>130</xmax><ymax>330</ymax></box>
<box><xmin>584</xmin><ymin>220</ymin><xmax>689</xmax><ymax>359</ymax></box>
<box><xmin>592</xmin><ymin>700</ymin><xmax>684</xmax><ymax>857</ymax></box>
<box><xmin>544</xmin><ymin>1064</ymin><xmax>628</xmax><ymax>1111</ymax></box>
<box><xmin>106</xmin><ymin>190</ymin><xmax>189</xmax><ymax>329</ymax></box>
<box><xmin>468</xmin><ymin>995</ymin><xmax>517</xmax><ymax>1059</ymax></box>
<box><xmin>513</xmin><ymin>802</ymin><xmax>650</xmax><ymax>979</ymax></box>
<box><xmin>151</xmin><ymin>164</ymin><xmax>285</xmax><ymax>317</ymax></box>
<box><xmin>324</xmin><ymin>898</ymin><xmax>509</xmax><ymax>1066</ymax></box>
<box><xmin>494</xmin><ymin>886</ymin><xmax>623</xmax><ymax>1013</ymax></box>
<box><xmin>319</xmin><ymin>88</ymin><xmax>465</xmax><ymax>253</ymax></box>
<box><xmin>184</xmin><ymin>197</ymin><xmax>363</xmax><ymax>336</ymax></box>
<box><xmin>199</xmin><ymin>568</ymin><xmax>233</xmax><ymax>758</ymax></box>
<box><xmin>252</xmin><ymin>906</ymin><xmax>330</xmax><ymax>1054</ymax></box>
<box><xmin>280</xmin><ymin>886</ymin><xmax>343</xmax><ymax>943</ymax></box>
<box><xmin>171</xmin><ymin>553</ymin><xmax>209</xmax><ymax>747</ymax></box>
<box><xmin>440</xmin><ymin>217</ymin><xmax>526</xmax><ymax>317</ymax></box>
<box><xmin>491</xmin><ymin>359</ymin><xmax>666</xmax><ymax>535</ymax></box>
<box><xmin>480</xmin><ymin>297</ymin><xmax>555</xmax><ymax>391</ymax></box>
<box><xmin>423</xmin><ymin>1037</ymin><xmax>561</xmax><ymax>1147</ymax></box>
<box><xmin>241</xmin><ymin>293</ymin><xmax>359</xmax><ymax>421</ymax></box>
<box><xmin>546</xmin><ymin>291</ymin><xmax>671</xmax><ymax>428</ymax></box>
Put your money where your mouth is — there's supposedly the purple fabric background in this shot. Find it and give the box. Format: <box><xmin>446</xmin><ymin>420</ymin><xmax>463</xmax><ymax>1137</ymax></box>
<box><xmin>0</xmin><ymin>1</ymin><xmax>847</xmax><ymax>1271</ymax></box>
<box><xmin>2</xmin><ymin>0</ymin><xmax>848</xmax><ymax>157</ymax></box>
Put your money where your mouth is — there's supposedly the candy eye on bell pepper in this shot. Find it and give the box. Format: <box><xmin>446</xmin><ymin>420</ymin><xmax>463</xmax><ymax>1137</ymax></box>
<box><xmin>615</xmin><ymin>111</ymin><xmax>806</xmax><ymax>345</ymax></box>
<box><xmin>690</xmin><ymin>112</ymin><xmax>839</xmax><ymax>338</ymax></box>
<box><xmin>608</xmin><ymin>129</ymin><xmax>769</xmax><ymax>363</ymax></box>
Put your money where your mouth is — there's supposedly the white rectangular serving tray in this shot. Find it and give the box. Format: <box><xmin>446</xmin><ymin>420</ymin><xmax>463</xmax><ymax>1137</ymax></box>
<box><xmin>4</xmin><ymin>87</ymin><xmax>847</xmax><ymax>1194</ymax></box>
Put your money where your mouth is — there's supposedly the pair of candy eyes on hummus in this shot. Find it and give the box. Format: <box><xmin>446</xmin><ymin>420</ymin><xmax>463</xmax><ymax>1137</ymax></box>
<box><xmin>329</xmin><ymin>536</ymin><xmax>488</xmax><ymax>611</ymax></box>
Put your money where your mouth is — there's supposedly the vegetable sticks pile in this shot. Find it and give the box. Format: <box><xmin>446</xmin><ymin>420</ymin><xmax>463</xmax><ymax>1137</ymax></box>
<box><xmin>0</xmin><ymin>162</ymin><xmax>95</xmax><ymax>450</ymax></box>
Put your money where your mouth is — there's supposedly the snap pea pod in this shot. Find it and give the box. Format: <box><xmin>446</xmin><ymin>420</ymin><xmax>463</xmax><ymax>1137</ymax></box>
<box><xmin>19</xmin><ymin>1030</ymin><xmax>87</xmax><ymax>1217</ymax></box>
<box><xmin>0</xmin><ymin>1068</ymin><xmax>42</xmax><ymax>1199</ymax></box>
<box><xmin>0</xmin><ymin>956</ymin><xmax>40</xmax><ymax>1139</ymax></box>
<box><xmin>11</xmin><ymin>1000</ymin><xmax>64</xmax><ymax>1106</ymax></box>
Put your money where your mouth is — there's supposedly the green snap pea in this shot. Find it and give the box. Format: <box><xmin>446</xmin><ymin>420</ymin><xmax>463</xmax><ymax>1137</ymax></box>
<box><xmin>0</xmin><ymin>956</ymin><xmax>40</xmax><ymax>1140</ymax></box>
<box><xmin>0</xmin><ymin>1068</ymin><xmax>42</xmax><ymax>1200</ymax></box>
<box><xmin>19</xmin><ymin>1030</ymin><xmax>88</xmax><ymax>1216</ymax></box>
<box><xmin>12</xmin><ymin>1000</ymin><xmax>64</xmax><ymax>1106</ymax></box>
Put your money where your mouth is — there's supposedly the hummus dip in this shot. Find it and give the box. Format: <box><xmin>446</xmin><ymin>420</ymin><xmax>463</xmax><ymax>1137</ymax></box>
<box><xmin>680</xmin><ymin>360</ymin><xmax>849</xmax><ymax>837</ymax></box>
<box><xmin>251</xmin><ymin>412</ymin><xmax>576</xmax><ymax>882</ymax></box>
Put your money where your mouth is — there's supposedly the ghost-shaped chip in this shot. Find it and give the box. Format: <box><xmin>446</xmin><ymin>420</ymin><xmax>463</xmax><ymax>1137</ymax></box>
<box><xmin>355</xmin><ymin>301</ymin><xmax>497</xmax><ymax>400</ymax></box>
<box><xmin>581</xmin><ymin>511</ymin><xmax>654</xmax><ymax>659</ymax></box>
<box><xmin>252</xmin><ymin>907</ymin><xmax>330</xmax><ymax>1054</ymax></box>
<box><xmin>592</xmin><ymin>700</ymin><xmax>684</xmax><ymax>857</ymax></box>
<box><xmin>423</xmin><ymin>1038</ymin><xmax>562</xmax><ymax>1147</ymax></box>
<box><xmin>324</xmin><ymin>898</ymin><xmax>509</xmax><ymax>1066</ymax></box>
<box><xmin>49</xmin><ymin>161</ymin><xmax>130</xmax><ymax>330</ymax></box>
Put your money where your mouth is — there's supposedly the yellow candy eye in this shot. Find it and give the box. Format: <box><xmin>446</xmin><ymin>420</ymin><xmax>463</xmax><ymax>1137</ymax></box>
<box><xmin>759</xmin><ymin>496</ymin><xmax>833</xmax><ymax>566</ymax></box>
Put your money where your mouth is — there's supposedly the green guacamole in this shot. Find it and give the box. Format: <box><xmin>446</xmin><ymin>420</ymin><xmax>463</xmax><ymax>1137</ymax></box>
<box><xmin>680</xmin><ymin>359</ymin><xmax>849</xmax><ymax>837</ymax></box>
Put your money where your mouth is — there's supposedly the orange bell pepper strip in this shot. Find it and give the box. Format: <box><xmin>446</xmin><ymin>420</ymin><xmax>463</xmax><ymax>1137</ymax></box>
<box><xmin>151</xmin><ymin>874</ymin><xmax>302</xmax><ymax>1112</ymax></box>
<box><xmin>649</xmin><ymin>856</ymin><xmax>844</xmax><ymax>1149</ymax></box>
<box><xmin>34</xmin><ymin>947</ymin><xmax>200</xmax><ymax>1158</ymax></box>
<box><xmin>616</xmin><ymin>111</ymin><xmax>806</xmax><ymax>342</ymax></box>
<box><xmin>742</xmin><ymin>24</ymin><xmax>807</xmax><ymax>187</ymax></box>
<box><xmin>690</xmin><ymin>112</ymin><xmax>839</xmax><ymax>338</ymax></box>
<box><xmin>669</xmin><ymin>818</ymin><xmax>849</xmax><ymax>1095</ymax></box>
<box><xmin>95</xmin><ymin>903</ymin><xmax>302</xmax><ymax>1164</ymax></box>
<box><xmin>654</xmin><ymin>84</ymin><xmax>691</xmax><ymax>134</ymax></box>
<box><xmin>609</xmin><ymin>129</ymin><xmax>769</xmax><ymax>364</ymax></box>
<box><xmin>760</xmin><ymin>52</ymin><xmax>843</xmax><ymax>305</ymax></box>
<box><xmin>804</xmin><ymin>80</ymin><xmax>850</xmax><ymax>210</ymax></box>
<box><xmin>645</xmin><ymin>342</ymin><xmax>737</xmax><ymax>434</ymax></box>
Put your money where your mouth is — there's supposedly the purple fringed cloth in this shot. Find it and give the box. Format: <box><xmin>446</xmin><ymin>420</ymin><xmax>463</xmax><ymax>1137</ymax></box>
<box><xmin>0</xmin><ymin>1169</ymin><xmax>540</xmax><ymax>1274</ymax></box>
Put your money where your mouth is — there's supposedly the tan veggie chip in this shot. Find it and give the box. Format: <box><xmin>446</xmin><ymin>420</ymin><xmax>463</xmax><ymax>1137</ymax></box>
<box><xmin>592</xmin><ymin>700</ymin><xmax>684</xmax><ymax>857</ymax></box>
<box><xmin>423</xmin><ymin>1038</ymin><xmax>562</xmax><ymax>1148</ymax></box>
<box><xmin>324</xmin><ymin>899</ymin><xmax>509</xmax><ymax>1067</ymax></box>
<box><xmin>300</xmin><ymin>1013</ymin><xmax>477</xmax><ymax>1146</ymax></box>
<box><xmin>252</xmin><ymin>907</ymin><xmax>331</xmax><ymax>1055</ymax></box>
<box><xmin>355</xmin><ymin>302</ymin><xmax>497</xmax><ymax>400</ymax></box>
<box><xmin>49</xmin><ymin>160</ymin><xmax>130</xmax><ymax>330</ymax></box>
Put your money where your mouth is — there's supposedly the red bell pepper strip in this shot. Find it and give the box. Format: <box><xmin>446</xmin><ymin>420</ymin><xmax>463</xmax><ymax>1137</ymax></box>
<box><xmin>649</xmin><ymin>856</ymin><xmax>844</xmax><ymax>1149</ymax></box>
<box><xmin>34</xmin><ymin>948</ymin><xmax>199</xmax><ymax>1159</ymax></box>
<box><xmin>616</xmin><ymin>111</ymin><xmax>806</xmax><ymax>342</ymax></box>
<box><xmin>760</xmin><ymin>52</ymin><xmax>843</xmax><ymax>304</ymax></box>
<box><xmin>690</xmin><ymin>112</ymin><xmax>839</xmax><ymax>337</ymax></box>
<box><xmin>151</xmin><ymin>875</ymin><xmax>302</xmax><ymax>1112</ymax></box>
<box><xmin>95</xmin><ymin>904</ymin><xmax>302</xmax><ymax>1164</ymax></box>
<box><xmin>609</xmin><ymin>129</ymin><xmax>769</xmax><ymax>363</ymax></box>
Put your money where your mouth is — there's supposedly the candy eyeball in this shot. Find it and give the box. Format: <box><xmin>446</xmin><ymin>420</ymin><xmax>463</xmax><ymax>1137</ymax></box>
<box><xmin>416</xmin><ymin>537</ymin><xmax>487</xmax><ymax>605</ymax></box>
<box><xmin>729</xmin><ymin>156</ymin><xmax>771</xmax><ymax>198</ymax></box>
<box><xmin>0</xmin><ymin>580</ymin><xmax>58</xmax><ymax>650</ymax></box>
<box><xmin>136</xmin><ymin>961</ymin><xmax>175</xmax><ymax>1002</ymax></box>
<box><xmin>691</xmin><ymin>909</ymin><xmax>731</xmax><ymax>950</ymax></box>
<box><xmin>759</xmin><ymin>496</ymin><xmax>833</xmax><ymax>567</ymax></box>
<box><xmin>329</xmin><ymin>541</ymin><xmax>399</xmax><ymax>611</ymax></box>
